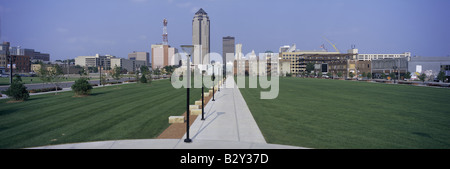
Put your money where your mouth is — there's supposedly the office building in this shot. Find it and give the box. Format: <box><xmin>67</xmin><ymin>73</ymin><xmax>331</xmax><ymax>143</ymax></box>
<box><xmin>408</xmin><ymin>56</ymin><xmax>450</xmax><ymax>79</ymax></box>
<box><xmin>280</xmin><ymin>47</ymin><xmax>358</xmax><ymax>78</ymax></box>
<box><xmin>8</xmin><ymin>46</ymin><xmax>50</xmax><ymax>62</ymax></box>
<box><xmin>151</xmin><ymin>44</ymin><xmax>179</xmax><ymax>70</ymax></box>
<box><xmin>75</xmin><ymin>54</ymin><xmax>115</xmax><ymax>68</ymax></box>
<box><xmin>358</xmin><ymin>52</ymin><xmax>411</xmax><ymax>61</ymax></box>
<box><xmin>110</xmin><ymin>58</ymin><xmax>146</xmax><ymax>73</ymax></box>
<box><xmin>371</xmin><ymin>57</ymin><xmax>408</xmax><ymax>79</ymax></box>
<box><xmin>0</xmin><ymin>42</ymin><xmax>30</xmax><ymax>73</ymax></box>
<box><xmin>128</xmin><ymin>51</ymin><xmax>150</xmax><ymax>66</ymax></box>
<box><xmin>192</xmin><ymin>8</ymin><xmax>210</xmax><ymax>65</ymax></box>
<box><xmin>222</xmin><ymin>36</ymin><xmax>235</xmax><ymax>70</ymax></box>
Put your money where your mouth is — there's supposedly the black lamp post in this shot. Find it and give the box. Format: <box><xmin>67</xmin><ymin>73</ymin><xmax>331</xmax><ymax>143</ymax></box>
<box><xmin>217</xmin><ymin>65</ymin><xmax>221</xmax><ymax>92</ymax></box>
<box><xmin>202</xmin><ymin>70</ymin><xmax>206</xmax><ymax>120</ymax></box>
<box><xmin>181</xmin><ymin>45</ymin><xmax>194</xmax><ymax>143</ymax></box>
<box><xmin>212</xmin><ymin>60</ymin><xmax>215</xmax><ymax>101</ymax></box>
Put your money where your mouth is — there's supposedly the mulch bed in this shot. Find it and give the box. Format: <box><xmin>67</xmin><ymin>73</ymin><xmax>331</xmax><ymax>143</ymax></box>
<box><xmin>156</xmin><ymin>91</ymin><xmax>215</xmax><ymax>139</ymax></box>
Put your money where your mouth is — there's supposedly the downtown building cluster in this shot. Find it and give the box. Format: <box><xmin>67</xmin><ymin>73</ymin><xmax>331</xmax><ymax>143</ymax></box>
<box><xmin>2</xmin><ymin>7</ymin><xmax>450</xmax><ymax>82</ymax></box>
<box><xmin>0</xmin><ymin>42</ymin><xmax>50</xmax><ymax>75</ymax></box>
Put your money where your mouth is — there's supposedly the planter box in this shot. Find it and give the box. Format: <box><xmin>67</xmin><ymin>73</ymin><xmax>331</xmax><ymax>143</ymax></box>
<box><xmin>190</xmin><ymin>109</ymin><xmax>202</xmax><ymax>115</ymax></box>
<box><xmin>169</xmin><ymin>116</ymin><xmax>185</xmax><ymax>124</ymax></box>
<box><xmin>195</xmin><ymin>101</ymin><xmax>202</xmax><ymax>106</ymax></box>
<box><xmin>189</xmin><ymin>105</ymin><xmax>199</xmax><ymax>110</ymax></box>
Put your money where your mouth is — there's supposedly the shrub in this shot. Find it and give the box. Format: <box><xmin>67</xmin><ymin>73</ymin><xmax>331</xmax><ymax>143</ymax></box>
<box><xmin>140</xmin><ymin>74</ymin><xmax>147</xmax><ymax>83</ymax></box>
<box><xmin>4</xmin><ymin>77</ymin><xmax>30</xmax><ymax>101</ymax></box>
<box><xmin>71</xmin><ymin>77</ymin><xmax>93</xmax><ymax>96</ymax></box>
<box><xmin>418</xmin><ymin>73</ymin><xmax>426</xmax><ymax>83</ymax></box>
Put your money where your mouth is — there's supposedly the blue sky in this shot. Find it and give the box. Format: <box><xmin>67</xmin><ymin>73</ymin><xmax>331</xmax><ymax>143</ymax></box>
<box><xmin>1</xmin><ymin>0</ymin><xmax>449</xmax><ymax>61</ymax></box>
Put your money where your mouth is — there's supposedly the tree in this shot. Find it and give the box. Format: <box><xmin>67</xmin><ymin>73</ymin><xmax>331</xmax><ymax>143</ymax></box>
<box><xmin>362</xmin><ymin>72</ymin><xmax>366</xmax><ymax>78</ymax></box>
<box><xmin>100</xmin><ymin>73</ymin><xmax>107</xmax><ymax>86</ymax></box>
<box><xmin>71</xmin><ymin>77</ymin><xmax>93</xmax><ymax>96</ymax></box>
<box><xmin>367</xmin><ymin>72</ymin><xmax>372</xmax><ymax>79</ymax></box>
<box><xmin>112</xmin><ymin>65</ymin><xmax>122</xmax><ymax>81</ymax></box>
<box><xmin>349</xmin><ymin>72</ymin><xmax>354</xmax><ymax>79</ymax></box>
<box><xmin>389</xmin><ymin>72</ymin><xmax>396</xmax><ymax>81</ymax></box>
<box><xmin>418</xmin><ymin>73</ymin><xmax>426</xmax><ymax>83</ymax></box>
<box><xmin>306</xmin><ymin>62</ymin><xmax>315</xmax><ymax>74</ymax></box>
<box><xmin>140</xmin><ymin>74</ymin><xmax>147</xmax><ymax>83</ymax></box>
<box><xmin>140</xmin><ymin>65</ymin><xmax>149</xmax><ymax>75</ymax></box>
<box><xmin>39</xmin><ymin>64</ymin><xmax>64</xmax><ymax>95</ymax></box>
<box><xmin>4</xmin><ymin>75</ymin><xmax>29</xmax><ymax>101</ymax></box>
<box><xmin>318</xmin><ymin>72</ymin><xmax>323</xmax><ymax>78</ymax></box>
<box><xmin>404</xmin><ymin>72</ymin><xmax>411</xmax><ymax>80</ymax></box>
<box><xmin>164</xmin><ymin>65</ymin><xmax>175</xmax><ymax>75</ymax></box>
<box><xmin>337</xmin><ymin>72</ymin><xmax>343</xmax><ymax>78</ymax></box>
<box><xmin>327</xmin><ymin>72</ymin><xmax>332</xmax><ymax>78</ymax></box>
<box><xmin>437</xmin><ymin>71</ymin><xmax>446</xmax><ymax>82</ymax></box>
<box><xmin>381</xmin><ymin>73</ymin><xmax>386</xmax><ymax>79</ymax></box>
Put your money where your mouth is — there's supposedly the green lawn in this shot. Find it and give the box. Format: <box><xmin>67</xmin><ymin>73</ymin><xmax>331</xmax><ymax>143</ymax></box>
<box><xmin>0</xmin><ymin>79</ymin><xmax>204</xmax><ymax>148</ymax></box>
<box><xmin>238</xmin><ymin>77</ymin><xmax>450</xmax><ymax>149</ymax></box>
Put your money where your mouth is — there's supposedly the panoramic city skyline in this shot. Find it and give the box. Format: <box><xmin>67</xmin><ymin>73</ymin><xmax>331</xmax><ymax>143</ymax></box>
<box><xmin>1</xmin><ymin>0</ymin><xmax>450</xmax><ymax>61</ymax></box>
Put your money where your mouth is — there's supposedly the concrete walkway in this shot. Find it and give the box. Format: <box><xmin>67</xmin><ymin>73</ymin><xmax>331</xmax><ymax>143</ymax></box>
<box><xmin>185</xmin><ymin>76</ymin><xmax>266</xmax><ymax>144</ymax></box>
<box><xmin>29</xmin><ymin>76</ymin><xmax>305</xmax><ymax>149</ymax></box>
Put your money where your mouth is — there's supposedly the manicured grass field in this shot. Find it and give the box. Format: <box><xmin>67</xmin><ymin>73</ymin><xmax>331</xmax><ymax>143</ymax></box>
<box><xmin>238</xmin><ymin>77</ymin><xmax>450</xmax><ymax>149</ymax></box>
<box><xmin>0</xmin><ymin>79</ymin><xmax>204</xmax><ymax>148</ymax></box>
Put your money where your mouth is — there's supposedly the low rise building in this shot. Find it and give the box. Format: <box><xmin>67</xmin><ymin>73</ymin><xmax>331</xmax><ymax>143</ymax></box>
<box><xmin>128</xmin><ymin>51</ymin><xmax>150</xmax><ymax>66</ymax></box>
<box><xmin>371</xmin><ymin>57</ymin><xmax>408</xmax><ymax>79</ymax></box>
<box><xmin>408</xmin><ymin>56</ymin><xmax>450</xmax><ymax>79</ymax></box>
<box><xmin>75</xmin><ymin>54</ymin><xmax>115</xmax><ymax>68</ymax></box>
<box><xmin>110</xmin><ymin>58</ymin><xmax>146</xmax><ymax>73</ymax></box>
<box><xmin>358</xmin><ymin>52</ymin><xmax>411</xmax><ymax>61</ymax></box>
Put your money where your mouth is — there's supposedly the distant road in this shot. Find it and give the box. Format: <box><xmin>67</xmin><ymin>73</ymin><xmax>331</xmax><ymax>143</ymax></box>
<box><xmin>0</xmin><ymin>77</ymin><xmax>135</xmax><ymax>92</ymax></box>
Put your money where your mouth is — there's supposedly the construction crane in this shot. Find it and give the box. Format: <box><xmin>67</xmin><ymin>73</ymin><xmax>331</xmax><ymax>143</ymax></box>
<box><xmin>323</xmin><ymin>36</ymin><xmax>340</xmax><ymax>53</ymax></box>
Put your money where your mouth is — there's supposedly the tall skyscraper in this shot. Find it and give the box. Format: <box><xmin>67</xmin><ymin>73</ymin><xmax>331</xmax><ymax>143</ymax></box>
<box><xmin>192</xmin><ymin>8</ymin><xmax>210</xmax><ymax>65</ymax></box>
<box><xmin>222</xmin><ymin>36</ymin><xmax>235</xmax><ymax>64</ymax></box>
<box><xmin>223</xmin><ymin>36</ymin><xmax>235</xmax><ymax>74</ymax></box>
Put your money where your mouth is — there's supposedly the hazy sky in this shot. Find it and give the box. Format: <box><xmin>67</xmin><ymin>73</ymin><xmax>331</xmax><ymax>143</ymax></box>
<box><xmin>1</xmin><ymin>0</ymin><xmax>450</xmax><ymax>61</ymax></box>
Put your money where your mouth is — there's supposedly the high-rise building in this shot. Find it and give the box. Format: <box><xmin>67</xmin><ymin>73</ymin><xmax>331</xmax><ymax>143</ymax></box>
<box><xmin>222</xmin><ymin>36</ymin><xmax>235</xmax><ymax>71</ymax></box>
<box><xmin>235</xmin><ymin>43</ymin><xmax>242</xmax><ymax>60</ymax></box>
<box><xmin>151</xmin><ymin>44</ymin><xmax>178</xmax><ymax>70</ymax></box>
<box><xmin>192</xmin><ymin>8</ymin><xmax>210</xmax><ymax>65</ymax></box>
<box><xmin>128</xmin><ymin>51</ymin><xmax>149</xmax><ymax>66</ymax></box>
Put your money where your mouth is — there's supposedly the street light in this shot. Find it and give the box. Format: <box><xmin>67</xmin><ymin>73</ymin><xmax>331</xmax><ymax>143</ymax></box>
<box><xmin>181</xmin><ymin>45</ymin><xmax>194</xmax><ymax>143</ymax></box>
<box><xmin>211</xmin><ymin>60</ymin><xmax>215</xmax><ymax>101</ymax></box>
<box><xmin>202</xmin><ymin>70</ymin><xmax>206</xmax><ymax>120</ymax></box>
<box><xmin>218</xmin><ymin>65</ymin><xmax>220</xmax><ymax>92</ymax></box>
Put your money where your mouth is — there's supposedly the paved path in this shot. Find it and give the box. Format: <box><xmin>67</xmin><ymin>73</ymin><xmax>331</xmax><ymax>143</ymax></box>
<box><xmin>185</xmin><ymin>76</ymin><xmax>266</xmax><ymax>144</ymax></box>
<box><xmin>28</xmin><ymin>76</ymin><xmax>306</xmax><ymax>149</ymax></box>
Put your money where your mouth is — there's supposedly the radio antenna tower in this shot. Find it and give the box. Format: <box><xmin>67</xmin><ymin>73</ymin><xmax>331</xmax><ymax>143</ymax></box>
<box><xmin>162</xmin><ymin>18</ymin><xmax>168</xmax><ymax>45</ymax></box>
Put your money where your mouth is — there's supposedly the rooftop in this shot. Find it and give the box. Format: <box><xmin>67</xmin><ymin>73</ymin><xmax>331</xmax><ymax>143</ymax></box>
<box><xmin>195</xmin><ymin>8</ymin><xmax>207</xmax><ymax>15</ymax></box>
